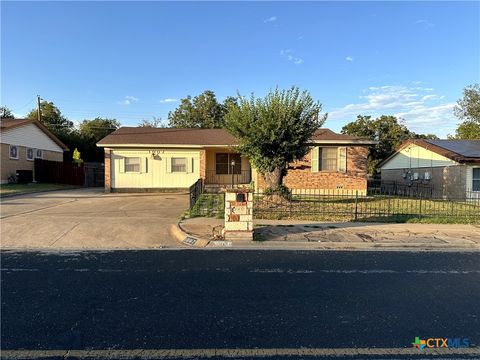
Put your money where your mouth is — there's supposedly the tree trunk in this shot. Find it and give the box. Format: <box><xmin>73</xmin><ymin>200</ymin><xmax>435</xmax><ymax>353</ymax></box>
<box><xmin>263</xmin><ymin>166</ymin><xmax>283</xmax><ymax>189</ymax></box>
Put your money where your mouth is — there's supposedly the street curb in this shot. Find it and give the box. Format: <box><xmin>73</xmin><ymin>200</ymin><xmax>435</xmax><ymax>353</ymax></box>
<box><xmin>169</xmin><ymin>222</ymin><xmax>210</xmax><ymax>248</ymax></box>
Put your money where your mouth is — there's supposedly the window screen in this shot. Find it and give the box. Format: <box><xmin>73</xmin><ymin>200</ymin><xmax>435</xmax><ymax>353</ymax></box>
<box><xmin>171</xmin><ymin>158</ymin><xmax>186</xmax><ymax>172</ymax></box>
<box><xmin>216</xmin><ymin>153</ymin><xmax>242</xmax><ymax>174</ymax></box>
<box><xmin>125</xmin><ymin>157</ymin><xmax>141</xmax><ymax>172</ymax></box>
<box><xmin>320</xmin><ymin>147</ymin><xmax>338</xmax><ymax>171</ymax></box>
<box><xmin>473</xmin><ymin>168</ymin><xmax>480</xmax><ymax>191</ymax></box>
<box><xmin>26</xmin><ymin>148</ymin><xmax>34</xmax><ymax>161</ymax></box>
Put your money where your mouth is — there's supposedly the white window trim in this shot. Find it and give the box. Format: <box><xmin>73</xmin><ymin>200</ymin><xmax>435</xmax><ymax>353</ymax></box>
<box><xmin>26</xmin><ymin>148</ymin><xmax>35</xmax><ymax>161</ymax></box>
<box><xmin>35</xmin><ymin>149</ymin><xmax>43</xmax><ymax>159</ymax></box>
<box><xmin>9</xmin><ymin>145</ymin><xmax>19</xmax><ymax>160</ymax></box>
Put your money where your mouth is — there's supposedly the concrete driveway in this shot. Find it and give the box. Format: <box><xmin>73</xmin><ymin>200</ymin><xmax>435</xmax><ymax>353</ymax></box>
<box><xmin>0</xmin><ymin>189</ymin><xmax>189</xmax><ymax>250</ymax></box>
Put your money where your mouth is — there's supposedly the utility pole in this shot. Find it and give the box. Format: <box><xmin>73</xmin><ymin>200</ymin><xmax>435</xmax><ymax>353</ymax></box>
<box><xmin>37</xmin><ymin>95</ymin><xmax>41</xmax><ymax>122</ymax></box>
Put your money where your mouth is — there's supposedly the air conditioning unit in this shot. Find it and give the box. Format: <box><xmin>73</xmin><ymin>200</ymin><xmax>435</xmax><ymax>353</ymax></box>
<box><xmin>424</xmin><ymin>172</ymin><xmax>431</xmax><ymax>180</ymax></box>
<box><xmin>413</xmin><ymin>172</ymin><xmax>419</xmax><ymax>180</ymax></box>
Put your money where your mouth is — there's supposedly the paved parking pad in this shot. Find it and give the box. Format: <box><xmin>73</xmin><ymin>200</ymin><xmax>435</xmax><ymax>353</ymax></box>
<box><xmin>0</xmin><ymin>189</ymin><xmax>189</xmax><ymax>249</ymax></box>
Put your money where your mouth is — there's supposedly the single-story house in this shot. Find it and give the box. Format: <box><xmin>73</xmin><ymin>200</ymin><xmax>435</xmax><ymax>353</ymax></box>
<box><xmin>0</xmin><ymin>118</ymin><xmax>68</xmax><ymax>184</ymax></box>
<box><xmin>379</xmin><ymin>139</ymin><xmax>480</xmax><ymax>198</ymax></box>
<box><xmin>96</xmin><ymin>127</ymin><xmax>376</xmax><ymax>194</ymax></box>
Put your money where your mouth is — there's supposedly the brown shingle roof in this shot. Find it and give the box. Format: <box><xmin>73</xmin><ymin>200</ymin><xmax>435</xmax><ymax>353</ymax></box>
<box><xmin>0</xmin><ymin>118</ymin><xmax>33</xmax><ymax>130</ymax></box>
<box><xmin>0</xmin><ymin>118</ymin><xmax>69</xmax><ymax>151</ymax></box>
<box><xmin>97</xmin><ymin>127</ymin><xmax>374</xmax><ymax>147</ymax></box>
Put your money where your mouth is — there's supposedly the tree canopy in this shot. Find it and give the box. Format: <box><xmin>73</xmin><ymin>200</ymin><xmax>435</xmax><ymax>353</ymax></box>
<box><xmin>25</xmin><ymin>101</ymin><xmax>119</xmax><ymax>162</ymax></box>
<box><xmin>341</xmin><ymin>115</ymin><xmax>438</xmax><ymax>175</ymax></box>
<box><xmin>138</xmin><ymin>117</ymin><xmax>165</xmax><ymax>128</ymax></box>
<box><xmin>168</xmin><ymin>90</ymin><xmax>236</xmax><ymax>128</ymax></box>
<box><xmin>1</xmin><ymin>106</ymin><xmax>14</xmax><ymax>119</ymax></box>
<box><xmin>79</xmin><ymin>117</ymin><xmax>120</xmax><ymax>161</ymax></box>
<box><xmin>225</xmin><ymin>86</ymin><xmax>325</xmax><ymax>190</ymax></box>
<box><xmin>451</xmin><ymin>84</ymin><xmax>480</xmax><ymax>139</ymax></box>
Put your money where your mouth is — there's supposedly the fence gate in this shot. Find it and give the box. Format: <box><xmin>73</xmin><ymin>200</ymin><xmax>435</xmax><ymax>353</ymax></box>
<box><xmin>84</xmin><ymin>162</ymin><xmax>105</xmax><ymax>187</ymax></box>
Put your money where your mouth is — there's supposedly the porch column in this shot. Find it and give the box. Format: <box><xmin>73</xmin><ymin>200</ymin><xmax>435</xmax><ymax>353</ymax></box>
<box><xmin>199</xmin><ymin>149</ymin><xmax>206</xmax><ymax>180</ymax></box>
<box><xmin>104</xmin><ymin>148</ymin><xmax>111</xmax><ymax>193</ymax></box>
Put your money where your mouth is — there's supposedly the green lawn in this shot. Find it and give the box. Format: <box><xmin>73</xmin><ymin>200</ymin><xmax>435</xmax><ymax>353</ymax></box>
<box><xmin>189</xmin><ymin>193</ymin><xmax>225</xmax><ymax>218</ymax></box>
<box><xmin>0</xmin><ymin>183</ymin><xmax>79</xmax><ymax>197</ymax></box>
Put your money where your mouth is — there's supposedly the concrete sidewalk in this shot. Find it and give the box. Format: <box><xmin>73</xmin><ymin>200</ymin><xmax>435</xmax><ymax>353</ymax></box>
<box><xmin>180</xmin><ymin>217</ymin><xmax>480</xmax><ymax>251</ymax></box>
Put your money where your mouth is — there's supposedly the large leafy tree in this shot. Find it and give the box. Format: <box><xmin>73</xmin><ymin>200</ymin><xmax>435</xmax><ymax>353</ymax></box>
<box><xmin>341</xmin><ymin>115</ymin><xmax>437</xmax><ymax>175</ymax></box>
<box><xmin>168</xmin><ymin>90</ymin><xmax>235</xmax><ymax>128</ymax></box>
<box><xmin>1</xmin><ymin>106</ymin><xmax>14</xmax><ymax>119</ymax></box>
<box><xmin>452</xmin><ymin>84</ymin><xmax>480</xmax><ymax>139</ymax></box>
<box><xmin>27</xmin><ymin>101</ymin><xmax>74</xmax><ymax>139</ymax></box>
<box><xmin>79</xmin><ymin>117</ymin><xmax>120</xmax><ymax>161</ymax></box>
<box><xmin>225</xmin><ymin>87</ymin><xmax>325</xmax><ymax>190</ymax></box>
<box><xmin>27</xmin><ymin>101</ymin><xmax>78</xmax><ymax>160</ymax></box>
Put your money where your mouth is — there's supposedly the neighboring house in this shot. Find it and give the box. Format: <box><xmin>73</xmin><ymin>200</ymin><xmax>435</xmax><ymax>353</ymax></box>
<box><xmin>0</xmin><ymin>118</ymin><xmax>68</xmax><ymax>184</ymax></box>
<box><xmin>379</xmin><ymin>139</ymin><xmax>480</xmax><ymax>198</ymax></box>
<box><xmin>97</xmin><ymin>127</ymin><xmax>375</xmax><ymax>194</ymax></box>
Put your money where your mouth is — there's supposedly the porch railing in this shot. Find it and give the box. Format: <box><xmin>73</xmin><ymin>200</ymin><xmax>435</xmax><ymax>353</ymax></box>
<box><xmin>205</xmin><ymin>170</ymin><xmax>251</xmax><ymax>185</ymax></box>
<box><xmin>189</xmin><ymin>178</ymin><xmax>204</xmax><ymax>209</ymax></box>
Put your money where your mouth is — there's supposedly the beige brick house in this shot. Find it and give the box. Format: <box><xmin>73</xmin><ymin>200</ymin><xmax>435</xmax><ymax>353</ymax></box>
<box><xmin>97</xmin><ymin>127</ymin><xmax>374</xmax><ymax>194</ymax></box>
<box><xmin>0</xmin><ymin>119</ymin><xmax>68</xmax><ymax>184</ymax></box>
<box><xmin>379</xmin><ymin>139</ymin><xmax>480</xmax><ymax>199</ymax></box>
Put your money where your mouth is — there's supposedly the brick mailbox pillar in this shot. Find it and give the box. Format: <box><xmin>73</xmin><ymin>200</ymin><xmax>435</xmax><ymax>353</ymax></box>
<box><xmin>223</xmin><ymin>189</ymin><xmax>253</xmax><ymax>241</ymax></box>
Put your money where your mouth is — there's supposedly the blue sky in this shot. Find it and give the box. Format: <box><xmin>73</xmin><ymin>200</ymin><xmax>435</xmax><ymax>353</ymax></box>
<box><xmin>2</xmin><ymin>1</ymin><xmax>479</xmax><ymax>137</ymax></box>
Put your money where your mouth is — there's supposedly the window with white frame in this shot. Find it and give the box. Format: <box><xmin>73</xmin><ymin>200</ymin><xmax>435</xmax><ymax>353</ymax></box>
<box><xmin>473</xmin><ymin>168</ymin><xmax>480</xmax><ymax>191</ymax></box>
<box><xmin>26</xmin><ymin>148</ymin><xmax>34</xmax><ymax>161</ymax></box>
<box><xmin>35</xmin><ymin>149</ymin><xmax>43</xmax><ymax>159</ymax></box>
<box><xmin>171</xmin><ymin>157</ymin><xmax>187</xmax><ymax>172</ymax></box>
<box><xmin>125</xmin><ymin>157</ymin><xmax>141</xmax><ymax>172</ymax></box>
<box><xmin>9</xmin><ymin>145</ymin><xmax>18</xmax><ymax>160</ymax></box>
<box><xmin>319</xmin><ymin>147</ymin><xmax>338</xmax><ymax>171</ymax></box>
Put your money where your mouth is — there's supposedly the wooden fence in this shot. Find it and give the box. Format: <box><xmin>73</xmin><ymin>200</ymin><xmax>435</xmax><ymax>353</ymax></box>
<box><xmin>35</xmin><ymin>159</ymin><xmax>85</xmax><ymax>186</ymax></box>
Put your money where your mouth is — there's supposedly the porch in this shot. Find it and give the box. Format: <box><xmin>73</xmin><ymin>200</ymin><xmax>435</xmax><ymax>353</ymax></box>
<box><xmin>203</xmin><ymin>148</ymin><xmax>252</xmax><ymax>186</ymax></box>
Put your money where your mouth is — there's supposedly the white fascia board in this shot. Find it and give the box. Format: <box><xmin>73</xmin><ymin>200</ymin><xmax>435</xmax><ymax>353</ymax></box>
<box><xmin>96</xmin><ymin>143</ymin><xmax>236</xmax><ymax>148</ymax></box>
<box><xmin>310</xmin><ymin>140</ymin><xmax>377</xmax><ymax>145</ymax></box>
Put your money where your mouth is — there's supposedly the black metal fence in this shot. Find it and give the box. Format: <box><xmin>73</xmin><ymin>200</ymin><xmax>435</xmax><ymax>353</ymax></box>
<box><xmin>253</xmin><ymin>188</ymin><xmax>480</xmax><ymax>222</ymax></box>
<box><xmin>189</xmin><ymin>178</ymin><xmax>204</xmax><ymax>209</ymax></box>
<box><xmin>367</xmin><ymin>179</ymin><xmax>436</xmax><ymax>198</ymax></box>
<box><xmin>84</xmin><ymin>162</ymin><xmax>104</xmax><ymax>187</ymax></box>
<box><xmin>205</xmin><ymin>170</ymin><xmax>251</xmax><ymax>185</ymax></box>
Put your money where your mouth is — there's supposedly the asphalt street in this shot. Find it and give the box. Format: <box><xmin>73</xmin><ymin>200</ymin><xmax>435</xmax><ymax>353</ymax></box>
<box><xmin>1</xmin><ymin>250</ymin><xmax>479</xmax><ymax>359</ymax></box>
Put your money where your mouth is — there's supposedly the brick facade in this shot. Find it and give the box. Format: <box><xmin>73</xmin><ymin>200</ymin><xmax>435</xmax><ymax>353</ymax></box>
<box><xmin>256</xmin><ymin>146</ymin><xmax>369</xmax><ymax>194</ymax></box>
<box><xmin>104</xmin><ymin>148</ymin><xmax>111</xmax><ymax>192</ymax></box>
<box><xmin>1</xmin><ymin>143</ymin><xmax>63</xmax><ymax>183</ymax></box>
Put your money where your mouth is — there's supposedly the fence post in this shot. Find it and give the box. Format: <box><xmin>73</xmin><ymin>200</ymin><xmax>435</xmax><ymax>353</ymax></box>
<box><xmin>354</xmin><ymin>190</ymin><xmax>358</xmax><ymax>221</ymax></box>
<box><xmin>419</xmin><ymin>193</ymin><xmax>422</xmax><ymax>215</ymax></box>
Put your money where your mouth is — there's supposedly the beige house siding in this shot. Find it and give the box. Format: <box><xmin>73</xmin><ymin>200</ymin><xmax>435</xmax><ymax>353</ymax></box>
<box><xmin>1</xmin><ymin>123</ymin><xmax>64</xmax><ymax>152</ymax></box>
<box><xmin>1</xmin><ymin>143</ymin><xmax>63</xmax><ymax>183</ymax></box>
<box><xmin>110</xmin><ymin>148</ymin><xmax>201</xmax><ymax>189</ymax></box>
<box><xmin>381</xmin><ymin>143</ymin><xmax>456</xmax><ymax>170</ymax></box>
